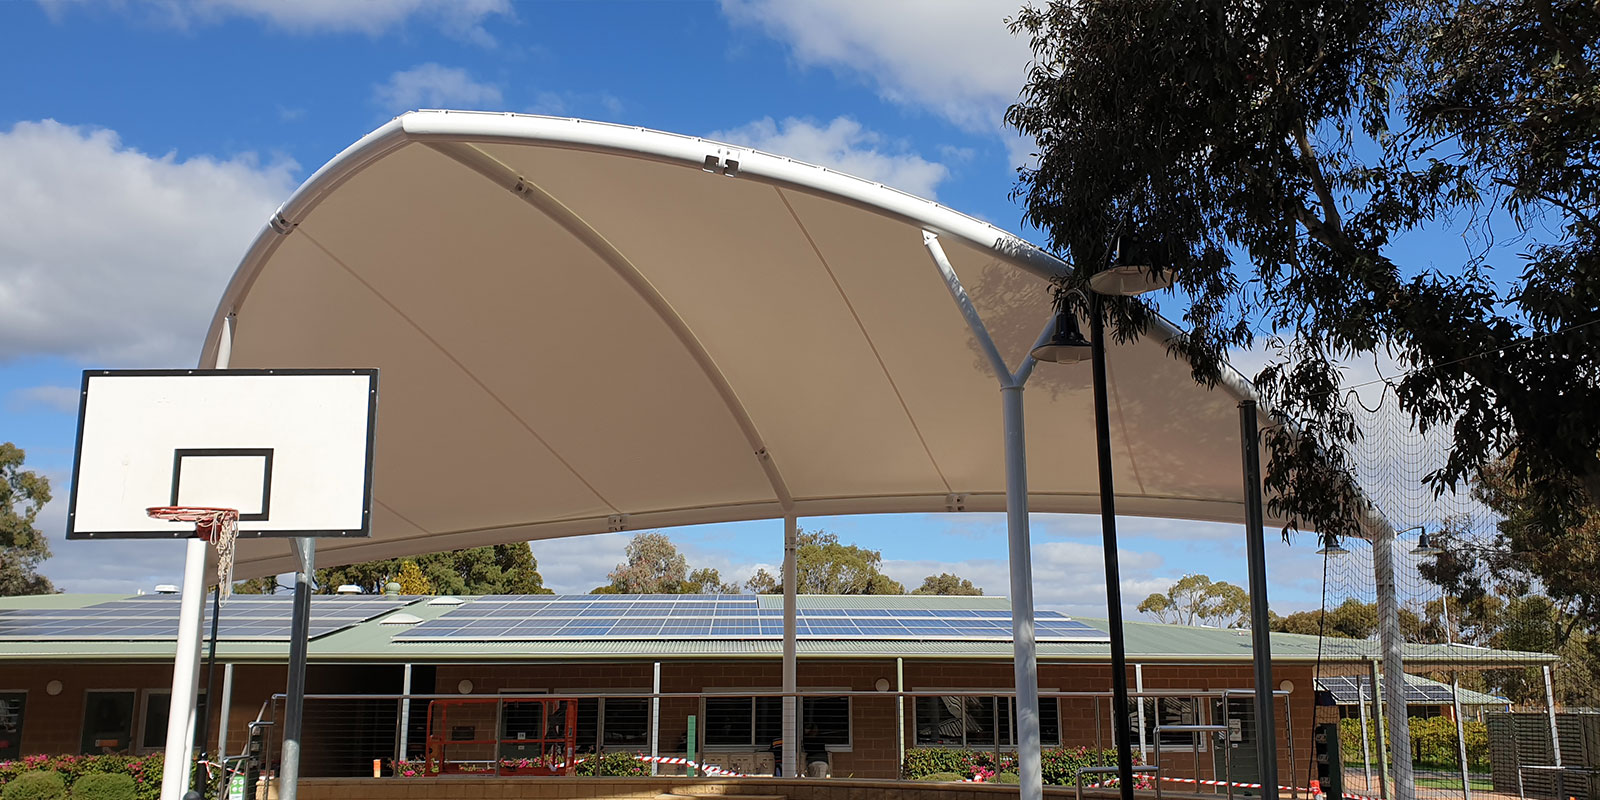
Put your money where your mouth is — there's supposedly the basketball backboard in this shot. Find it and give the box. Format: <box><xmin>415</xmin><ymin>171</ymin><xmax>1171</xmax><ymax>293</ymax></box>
<box><xmin>66</xmin><ymin>369</ymin><xmax>378</xmax><ymax>539</ymax></box>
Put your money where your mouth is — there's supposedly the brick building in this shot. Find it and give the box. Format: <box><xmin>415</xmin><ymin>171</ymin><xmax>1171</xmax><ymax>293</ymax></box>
<box><xmin>0</xmin><ymin>592</ymin><xmax>1540</xmax><ymax>786</ymax></box>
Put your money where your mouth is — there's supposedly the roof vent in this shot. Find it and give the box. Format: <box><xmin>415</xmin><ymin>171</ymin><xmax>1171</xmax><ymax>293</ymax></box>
<box><xmin>426</xmin><ymin>597</ymin><xmax>464</xmax><ymax>606</ymax></box>
<box><xmin>379</xmin><ymin>613</ymin><xmax>423</xmax><ymax>625</ymax></box>
<box><xmin>335</xmin><ymin>585</ymin><xmax>362</xmax><ymax>595</ymax></box>
<box><xmin>154</xmin><ymin>584</ymin><xmax>179</xmax><ymax>594</ymax></box>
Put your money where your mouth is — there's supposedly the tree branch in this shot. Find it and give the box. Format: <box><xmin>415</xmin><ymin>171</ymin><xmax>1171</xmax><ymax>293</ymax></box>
<box><xmin>1295</xmin><ymin>128</ymin><xmax>1344</xmax><ymax>235</ymax></box>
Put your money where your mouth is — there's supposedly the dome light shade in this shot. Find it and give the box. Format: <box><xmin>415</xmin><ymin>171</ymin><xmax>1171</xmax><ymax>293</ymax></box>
<box><xmin>1030</xmin><ymin>310</ymin><xmax>1092</xmax><ymax>363</ymax></box>
<box><xmin>1316</xmin><ymin>532</ymin><xmax>1349</xmax><ymax>556</ymax></box>
<box><xmin>1411</xmin><ymin>530</ymin><xmax>1443</xmax><ymax>556</ymax></box>
<box><xmin>1089</xmin><ymin>234</ymin><xmax>1175</xmax><ymax>296</ymax></box>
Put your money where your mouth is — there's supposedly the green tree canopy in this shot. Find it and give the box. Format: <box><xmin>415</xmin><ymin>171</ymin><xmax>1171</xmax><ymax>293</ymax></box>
<box><xmin>1137</xmin><ymin>574</ymin><xmax>1247</xmax><ymax>627</ymax></box>
<box><xmin>911</xmin><ymin>572</ymin><xmax>984</xmax><ymax>596</ymax></box>
<box><xmin>592</xmin><ymin>532</ymin><xmax>741</xmax><ymax>594</ymax></box>
<box><xmin>314</xmin><ymin>543</ymin><xmax>554</xmax><ymax>595</ymax></box>
<box><xmin>0</xmin><ymin>443</ymin><xmax>55</xmax><ymax>596</ymax></box>
<box><xmin>1007</xmin><ymin>0</ymin><xmax>1600</xmax><ymax>547</ymax></box>
<box><xmin>744</xmin><ymin>529</ymin><xmax>905</xmax><ymax>595</ymax></box>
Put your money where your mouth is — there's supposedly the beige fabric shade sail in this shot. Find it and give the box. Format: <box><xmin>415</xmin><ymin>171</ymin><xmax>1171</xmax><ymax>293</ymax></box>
<box><xmin>205</xmin><ymin>110</ymin><xmax>1275</xmax><ymax>580</ymax></box>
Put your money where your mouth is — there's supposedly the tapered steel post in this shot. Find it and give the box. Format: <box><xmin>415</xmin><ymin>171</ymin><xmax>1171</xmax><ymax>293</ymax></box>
<box><xmin>1089</xmin><ymin>292</ymin><xmax>1135</xmax><ymax>800</ymax></box>
<box><xmin>1239</xmin><ymin>401</ymin><xmax>1280</xmax><ymax>800</ymax></box>
<box><xmin>782</xmin><ymin>514</ymin><xmax>798</xmax><ymax>778</ymax></box>
<box><xmin>279</xmin><ymin>538</ymin><xmax>315</xmax><ymax>800</ymax></box>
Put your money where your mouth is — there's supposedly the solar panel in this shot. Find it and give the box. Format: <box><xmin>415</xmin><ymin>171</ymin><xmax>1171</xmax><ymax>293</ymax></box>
<box><xmin>1315</xmin><ymin>675</ymin><xmax>1476</xmax><ymax>705</ymax></box>
<box><xmin>393</xmin><ymin>595</ymin><xmax>1111</xmax><ymax>643</ymax></box>
<box><xmin>0</xmin><ymin>594</ymin><xmax>411</xmax><ymax>641</ymax></box>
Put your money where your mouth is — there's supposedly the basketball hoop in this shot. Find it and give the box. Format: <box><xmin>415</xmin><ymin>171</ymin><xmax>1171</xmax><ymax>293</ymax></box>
<box><xmin>147</xmin><ymin>507</ymin><xmax>240</xmax><ymax>600</ymax></box>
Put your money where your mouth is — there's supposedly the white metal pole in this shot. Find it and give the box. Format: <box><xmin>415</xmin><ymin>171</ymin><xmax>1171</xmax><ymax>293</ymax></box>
<box><xmin>1136</xmin><ymin>664</ymin><xmax>1148</xmax><ymax>761</ymax></box>
<box><xmin>1370</xmin><ymin>661</ymin><xmax>1391</xmax><ymax>800</ymax></box>
<box><xmin>1370</xmin><ymin>516</ymin><xmax>1414</xmax><ymax>800</ymax></box>
<box><xmin>651</xmin><ymin>661</ymin><xmax>661</xmax><ymax>776</ymax></box>
<box><xmin>923</xmin><ymin>230</ymin><xmax>1047</xmax><ymax>800</ymax></box>
<box><xmin>1542</xmin><ymin>665</ymin><xmax>1561</xmax><ymax>768</ymax></box>
<box><xmin>1450</xmin><ymin>675</ymin><xmax>1471</xmax><ymax>800</ymax></box>
<box><xmin>161</xmin><ymin>315</ymin><xmax>233</xmax><ymax>800</ymax></box>
<box><xmin>279</xmin><ymin>538</ymin><xmax>315</xmax><ymax>800</ymax></box>
<box><xmin>782</xmin><ymin>514</ymin><xmax>798</xmax><ymax>778</ymax></box>
<box><xmin>398</xmin><ymin>664</ymin><xmax>412</xmax><ymax>765</ymax></box>
<box><xmin>1359</xmin><ymin>684</ymin><xmax>1375</xmax><ymax>793</ymax></box>
<box><xmin>217</xmin><ymin>664</ymin><xmax>235</xmax><ymax>759</ymax></box>
<box><xmin>896</xmin><ymin>657</ymin><xmax>906</xmax><ymax>776</ymax></box>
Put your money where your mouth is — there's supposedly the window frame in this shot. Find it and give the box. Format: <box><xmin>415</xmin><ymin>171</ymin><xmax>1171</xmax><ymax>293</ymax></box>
<box><xmin>80</xmin><ymin>689</ymin><xmax>137</xmax><ymax>755</ymax></box>
<box><xmin>551</xmin><ymin>688</ymin><xmax>652</xmax><ymax>753</ymax></box>
<box><xmin>0</xmin><ymin>690</ymin><xmax>25</xmax><ymax>761</ymax></box>
<box><xmin>911</xmin><ymin>688</ymin><xmax>1062</xmax><ymax>749</ymax></box>
<box><xmin>1130</xmin><ymin>695</ymin><xmax>1209</xmax><ymax>752</ymax></box>
<box><xmin>136</xmin><ymin>689</ymin><xmax>209</xmax><ymax>754</ymax></box>
<box><xmin>699</xmin><ymin>688</ymin><xmax>853</xmax><ymax>753</ymax></box>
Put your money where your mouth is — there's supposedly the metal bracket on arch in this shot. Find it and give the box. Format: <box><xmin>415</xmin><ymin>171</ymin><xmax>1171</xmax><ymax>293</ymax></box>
<box><xmin>945</xmin><ymin>493</ymin><xmax>969</xmax><ymax>512</ymax></box>
<box><xmin>606</xmin><ymin>514</ymin><xmax>629</xmax><ymax>532</ymax></box>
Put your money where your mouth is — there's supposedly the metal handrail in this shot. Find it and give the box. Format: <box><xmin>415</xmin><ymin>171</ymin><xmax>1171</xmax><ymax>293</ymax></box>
<box><xmin>1155</xmin><ymin>724</ymin><xmax>1231</xmax><ymax>800</ymax></box>
<box><xmin>1076</xmin><ymin>765</ymin><xmax>1160</xmax><ymax>800</ymax></box>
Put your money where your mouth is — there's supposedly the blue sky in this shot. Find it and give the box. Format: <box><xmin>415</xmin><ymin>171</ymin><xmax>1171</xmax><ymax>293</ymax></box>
<box><xmin>0</xmin><ymin>0</ymin><xmax>1454</xmax><ymax>618</ymax></box>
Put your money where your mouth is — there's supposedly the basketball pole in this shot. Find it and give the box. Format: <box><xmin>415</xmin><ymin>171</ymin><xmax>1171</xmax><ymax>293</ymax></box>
<box><xmin>160</xmin><ymin>315</ymin><xmax>231</xmax><ymax>800</ymax></box>
<box><xmin>279</xmin><ymin>538</ymin><xmax>315</xmax><ymax>800</ymax></box>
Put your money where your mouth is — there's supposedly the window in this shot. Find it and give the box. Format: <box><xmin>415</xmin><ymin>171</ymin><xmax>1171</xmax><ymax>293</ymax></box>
<box><xmin>703</xmin><ymin>695</ymin><xmax>850</xmax><ymax>751</ymax></box>
<box><xmin>139</xmin><ymin>691</ymin><xmax>208</xmax><ymax>752</ymax></box>
<box><xmin>915</xmin><ymin>694</ymin><xmax>1060</xmax><ymax>748</ymax></box>
<box><xmin>1130</xmin><ymin>697</ymin><xmax>1206</xmax><ymax>751</ymax></box>
<box><xmin>0</xmin><ymin>693</ymin><xmax>24</xmax><ymax>761</ymax></box>
<box><xmin>574</xmin><ymin>698</ymin><xmax>650</xmax><ymax>753</ymax></box>
<box><xmin>81</xmin><ymin>691</ymin><xmax>135</xmax><ymax>754</ymax></box>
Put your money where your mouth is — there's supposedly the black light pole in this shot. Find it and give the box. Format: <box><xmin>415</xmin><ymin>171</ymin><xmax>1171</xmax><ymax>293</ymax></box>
<box><xmin>1088</xmin><ymin>291</ymin><xmax>1137</xmax><ymax>800</ymax></box>
<box><xmin>191</xmin><ymin>586</ymin><xmax>223</xmax><ymax>800</ymax></box>
<box><xmin>1239</xmin><ymin>400</ymin><xmax>1280</xmax><ymax>800</ymax></box>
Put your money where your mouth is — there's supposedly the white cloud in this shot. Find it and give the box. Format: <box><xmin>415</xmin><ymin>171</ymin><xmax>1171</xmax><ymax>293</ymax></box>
<box><xmin>720</xmin><ymin>0</ymin><xmax>1032</xmax><ymax>134</ymax></box>
<box><xmin>373</xmin><ymin>64</ymin><xmax>504</xmax><ymax>113</ymax></box>
<box><xmin>885</xmin><ymin>539</ymin><xmax>1167</xmax><ymax>617</ymax></box>
<box><xmin>0</xmin><ymin>120</ymin><xmax>298</xmax><ymax>366</ymax></box>
<box><xmin>6</xmin><ymin>385</ymin><xmax>79</xmax><ymax>414</ymax></box>
<box><xmin>40</xmin><ymin>0</ymin><xmax>512</xmax><ymax>44</ymax></box>
<box><xmin>708</xmin><ymin>116</ymin><xmax>949</xmax><ymax>199</ymax></box>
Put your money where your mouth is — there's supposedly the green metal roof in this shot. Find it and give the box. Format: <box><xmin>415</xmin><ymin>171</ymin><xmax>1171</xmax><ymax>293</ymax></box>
<box><xmin>0</xmin><ymin>593</ymin><xmax>1555</xmax><ymax>666</ymax></box>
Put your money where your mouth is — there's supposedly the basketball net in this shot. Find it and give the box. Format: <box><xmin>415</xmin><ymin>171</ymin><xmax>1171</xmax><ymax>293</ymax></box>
<box><xmin>146</xmin><ymin>507</ymin><xmax>241</xmax><ymax>602</ymax></box>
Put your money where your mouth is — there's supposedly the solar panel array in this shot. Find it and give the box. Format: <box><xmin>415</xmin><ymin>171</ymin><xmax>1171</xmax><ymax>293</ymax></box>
<box><xmin>395</xmin><ymin>595</ymin><xmax>1109</xmax><ymax>642</ymax></box>
<box><xmin>1316</xmin><ymin>675</ymin><xmax>1459</xmax><ymax>705</ymax></box>
<box><xmin>0</xmin><ymin>594</ymin><xmax>411</xmax><ymax>641</ymax></box>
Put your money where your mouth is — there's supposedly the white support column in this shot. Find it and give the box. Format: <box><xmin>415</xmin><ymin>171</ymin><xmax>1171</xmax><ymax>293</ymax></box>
<box><xmin>161</xmin><ymin>315</ymin><xmax>233</xmax><ymax>800</ymax></box>
<box><xmin>1370</xmin><ymin>515</ymin><xmax>1413</xmax><ymax>800</ymax></box>
<box><xmin>1450</xmin><ymin>675</ymin><xmax>1471</xmax><ymax>800</ymax></box>
<box><xmin>1359</xmin><ymin>683</ymin><xmax>1375</xmax><ymax>794</ymax></box>
<box><xmin>1136</xmin><ymin>664</ymin><xmax>1148</xmax><ymax>761</ymax></box>
<box><xmin>1542</xmin><ymin>665</ymin><xmax>1561</xmax><ymax>768</ymax></box>
<box><xmin>651</xmin><ymin>661</ymin><xmax>662</xmax><ymax>776</ymax></box>
<box><xmin>217</xmin><ymin>664</ymin><xmax>235</xmax><ymax>759</ymax></box>
<box><xmin>782</xmin><ymin>514</ymin><xmax>799</xmax><ymax>778</ymax></box>
<box><xmin>923</xmin><ymin>231</ymin><xmax>1050</xmax><ymax>800</ymax></box>
<box><xmin>398</xmin><ymin>664</ymin><xmax>413</xmax><ymax>765</ymax></box>
<box><xmin>896</xmin><ymin>658</ymin><xmax>906</xmax><ymax>777</ymax></box>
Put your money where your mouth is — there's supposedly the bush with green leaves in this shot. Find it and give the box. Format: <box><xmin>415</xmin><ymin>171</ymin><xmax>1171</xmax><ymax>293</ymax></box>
<box><xmin>920</xmin><ymin>772</ymin><xmax>965</xmax><ymax>782</ymax></box>
<box><xmin>68</xmin><ymin>773</ymin><xmax>134</xmax><ymax>800</ymax></box>
<box><xmin>994</xmin><ymin>771</ymin><xmax>1021</xmax><ymax>784</ymax></box>
<box><xmin>572</xmin><ymin>752</ymin><xmax>651</xmax><ymax>777</ymax></box>
<box><xmin>903</xmin><ymin>747</ymin><xmax>1135</xmax><ymax>785</ymax></box>
<box><xmin>0</xmin><ymin>754</ymin><xmax>166</xmax><ymax>800</ymax></box>
<box><xmin>1</xmin><ymin>772</ymin><xmax>65</xmax><ymax>800</ymax></box>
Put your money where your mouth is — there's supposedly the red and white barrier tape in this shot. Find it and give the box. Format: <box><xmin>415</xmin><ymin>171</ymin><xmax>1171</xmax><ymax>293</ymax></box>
<box><xmin>542</xmin><ymin>753</ymin><xmax>747</xmax><ymax>777</ymax></box>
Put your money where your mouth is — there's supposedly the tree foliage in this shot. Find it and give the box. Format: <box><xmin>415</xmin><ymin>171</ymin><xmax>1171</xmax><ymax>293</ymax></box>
<box><xmin>0</xmin><ymin>444</ymin><xmax>55</xmax><ymax>596</ymax></box>
<box><xmin>744</xmin><ymin>529</ymin><xmax>905</xmax><ymax>595</ymax></box>
<box><xmin>1007</xmin><ymin>0</ymin><xmax>1600</xmax><ymax>546</ymax></box>
<box><xmin>1137</xmin><ymin>574</ymin><xmax>1248</xmax><ymax>627</ymax></box>
<box><xmin>592</xmin><ymin>532</ymin><xmax>740</xmax><ymax>594</ymax></box>
<box><xmin>912</xmin><ymin>572</ymin><xmax>984</xmax><ymax>596</ymax></box>
<box><xmin>394</xmin><ymin>560</ymin><xmax>431</xmax><ymax>595</ymax></box>
<box><xmin>314</xmin><ymin>543</ymin><xmax>553</xmax><ymax>595</ymax></box>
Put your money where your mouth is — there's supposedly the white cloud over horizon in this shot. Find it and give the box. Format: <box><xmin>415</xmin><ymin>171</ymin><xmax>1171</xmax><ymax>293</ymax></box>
<box><xmin>709</xmin><ymin>116</ymin><xmax>950</xmax><ymax>200</ymax></box>
<box><xmin>0</xmin><ymin>120</ymin><xmax>298</xmax><ymax>367</ymax></box>
<box><xmin>374</xmin><ymin>64</ymin><xmax>505</xmax><ymax>114</ymax></box>
<box><xmin>40</xmin><ymin>0</ymin><xmax>513</xmax><ymax>44</ymax></box>
<box><xmin>720</xmin><ymin>0</ymin><xmax>1032</xmax><ymax>136</ymax></box>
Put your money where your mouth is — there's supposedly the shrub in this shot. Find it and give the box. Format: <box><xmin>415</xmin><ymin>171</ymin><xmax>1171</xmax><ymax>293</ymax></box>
<box><xmin>2</xmin><ymin>772</ymin><xmax>65</xmax><ymax>800</ymax></box>
<box><xmin>69</xmin><ymin>774</ymin><xmax>134</xmax><ymax>800</ymax></box>
<box><xmin>0</xmin><ymin>754</ymin><xmax>163</xmax><ymax>800</ymax></box>
<box><xmin>921</xmin><ymin>772</ymin><xmax>965</xmax><ymax>782</ymax></box>
<box><xmin>902</xmin><ymin>748</ymin><xmax>972</xmax><ymax>779</ymax></box>
<box><xmin>902</xmin><ymin>747</ymin><xmax>1133</xmax><ymax>785</ymax></box>
<box><xmin>994</xmin><ymin>772</ymin><xmax>1021</xmax><ymax>784</ymax></box>
<box><xmin>573</xmin><ymin>752</ymin><xmax>651</xmax><ymax>777</ymax></box>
